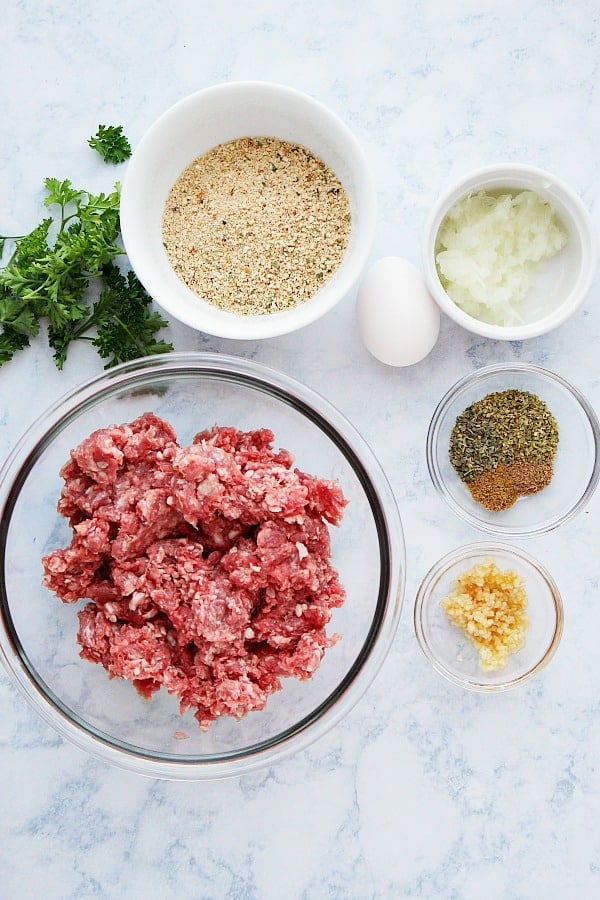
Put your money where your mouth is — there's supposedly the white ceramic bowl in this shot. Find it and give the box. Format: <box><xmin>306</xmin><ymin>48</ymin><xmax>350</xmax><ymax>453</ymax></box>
<box><xmin>422</xmin><ymin>163</ymin><xmax>598</xmax><ymax>340</ymax></box>
<box><xmin>120</xmin><ymin>81</ymin><xmax>376</xmax><ymax>340</ymax></box>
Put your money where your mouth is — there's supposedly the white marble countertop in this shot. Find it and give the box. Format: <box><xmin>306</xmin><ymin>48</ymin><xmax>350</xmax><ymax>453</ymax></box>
<box><xmin>1</xmin><ymin>2</ymin><xmax>599</xmax><ymax>897</ymax></box>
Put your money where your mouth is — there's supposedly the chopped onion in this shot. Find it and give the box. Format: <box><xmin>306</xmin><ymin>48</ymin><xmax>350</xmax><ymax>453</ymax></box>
<box><xmin>435</xmin><ymin>190</ymin><xmax>568</xmax><ymax>326</ymax></box>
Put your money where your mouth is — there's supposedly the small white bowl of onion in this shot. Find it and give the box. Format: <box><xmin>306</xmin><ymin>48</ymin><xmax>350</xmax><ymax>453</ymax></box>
<box><xmin>422</xmin><ymin>164</ymin><xmax>597</xmax><ymax>340</ymax></box>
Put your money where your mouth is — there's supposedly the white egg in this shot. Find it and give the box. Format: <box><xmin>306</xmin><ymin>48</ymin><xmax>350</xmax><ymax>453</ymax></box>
<box><xmin>356</xmin><ymin>257</ymin><xmax>441</xmax><ymax>366</ymax></box>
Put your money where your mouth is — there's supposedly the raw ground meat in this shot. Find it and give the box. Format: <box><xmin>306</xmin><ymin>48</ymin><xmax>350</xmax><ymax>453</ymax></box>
<box><xmin>42</xmin><ymin>413</ymin><xmax>347</xmax><ymax>728</ymax></box>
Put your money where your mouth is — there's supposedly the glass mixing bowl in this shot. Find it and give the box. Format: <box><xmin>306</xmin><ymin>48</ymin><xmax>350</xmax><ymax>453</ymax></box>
<box><xmin>0</xmin><ymin>353</ymin><xmax>404</xmax><ymax>780</ymax></box>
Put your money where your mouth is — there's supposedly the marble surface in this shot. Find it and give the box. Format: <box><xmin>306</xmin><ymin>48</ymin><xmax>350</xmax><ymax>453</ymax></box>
<box><xmin>1</xmin><ymin>1</ymin><xmax>599</xmax><ymax>897</ymax></box>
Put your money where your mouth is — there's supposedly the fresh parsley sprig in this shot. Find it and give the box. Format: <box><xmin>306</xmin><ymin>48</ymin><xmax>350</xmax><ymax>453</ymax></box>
<box><xmin>88</xmin><ymin>125</ymin><xmax>132</xmax><ymax>164</ymax></box>
<box><xmin>48</xmin><ymin>262</ymin><xmax>172</xmax><ymax>370</ymax></box>
<box><xmin>0</xmin><ymin>128</ymin><xmax>173</xmax><ymax>370</ymax></box>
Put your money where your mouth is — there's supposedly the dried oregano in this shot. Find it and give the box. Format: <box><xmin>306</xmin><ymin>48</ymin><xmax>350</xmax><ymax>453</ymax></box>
<box><xmin>449</xmin><ymin>389</ymin><xmax>559</xmax><ymax>511</ymax></box>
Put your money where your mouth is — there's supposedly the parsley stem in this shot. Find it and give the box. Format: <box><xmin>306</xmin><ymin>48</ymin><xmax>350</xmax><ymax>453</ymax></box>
<box><xmin>111</xmin><ymin>314</ymin><xmax>141</xmax><ymax>349</ymax></box>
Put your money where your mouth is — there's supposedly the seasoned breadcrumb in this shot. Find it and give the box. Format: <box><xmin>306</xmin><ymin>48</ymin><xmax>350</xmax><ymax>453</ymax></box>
<box><xmin>162</xmin><ymin>136</ymin><xmax>351</xmax><ymax>315</ymax></box>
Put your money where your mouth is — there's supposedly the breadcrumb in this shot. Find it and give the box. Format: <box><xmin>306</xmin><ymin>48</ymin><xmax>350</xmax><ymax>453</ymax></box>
<box><xmin>162</xmin><ymin>136</ymin><xmax>351</xmax><ymax>315</ymax></box>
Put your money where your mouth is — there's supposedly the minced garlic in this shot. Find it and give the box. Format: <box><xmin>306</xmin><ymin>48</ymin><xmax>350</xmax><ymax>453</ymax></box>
<box><xmin>441</xmin><ymin>558</ymin><xmax>529</xmax><ymax>671</ymax></box>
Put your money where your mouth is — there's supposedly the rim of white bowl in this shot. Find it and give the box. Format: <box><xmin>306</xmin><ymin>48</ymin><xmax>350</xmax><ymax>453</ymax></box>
<box><xmin>120</xmin><ymin>81</ymin><xmax>377</xmax><ymax>340</ymax></box>
<box><xmin>421</xmin><ymin>163</ymin><xmax>598</xmax><ymax>340</ymax></box>
<box><xmin>0</xmin><ymin>352</ymin><xmax>404</xmax><ymax>780</ymax></box>
<box><xmin>426</xmin><ymin>362</ymin><xmax>600</xmax><ymax>536</ymax></box>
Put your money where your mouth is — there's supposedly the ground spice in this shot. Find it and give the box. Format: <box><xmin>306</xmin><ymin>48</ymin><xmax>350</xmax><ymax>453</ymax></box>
<box><xmin>467</xmin><ymin>459</ymin><xmax>554</xmax><ymax>511</ymax></box>
<box><xmin>509</xmin><ymin>459</ymin><xmax>554</xmax><ymax>495</ymax></box>
<box><xmin>449</xmin><ymin>389</ymin><xmax>559</xmax><ymax>511</ymax></box>
<box><xmin>162</xmin><ymin>136</ymin><xmax>351</xmax><ymax>315</ymax></box>
<box><xmin>441</xmin><ymin>558</ymin><xmax>530</xmax><ymax>671</ymax></box>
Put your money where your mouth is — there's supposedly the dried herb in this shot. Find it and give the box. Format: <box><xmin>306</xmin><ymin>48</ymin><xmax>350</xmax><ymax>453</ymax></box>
<box><xmin>449</xmin><ymin>389</ymin><xmax>559</xmax><ymax>511</ymax></box>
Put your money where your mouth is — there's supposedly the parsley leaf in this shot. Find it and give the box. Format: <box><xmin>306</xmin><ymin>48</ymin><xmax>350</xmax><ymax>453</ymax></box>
<box><xmin>43</xmin><ymin>177</ymin><xmax>85</xmax><ymax>210</ymax></box>
<box><xmin>0</xmin><ymin>158</ymin><xmax>172</xmax><ymax>369</ymax></box>
<box><xmin>0</xmin><ymin>327</ymin><xmax>30</xmax><ymax>365</ymax></box>
<box><xmin>90</xmin><ymin>264</ymin><xmax>173</xmax><ymax>368</ymax></box>
<box><xmin>88</xmin><ymin>125</ymin><xmax>132</xmax><ymax>164</ymax></box>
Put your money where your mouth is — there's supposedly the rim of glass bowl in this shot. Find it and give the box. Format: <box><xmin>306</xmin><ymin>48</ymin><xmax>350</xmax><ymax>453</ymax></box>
<box><xmin>413</xmin><ymin>542</ymin><xmax>564</xmax><ymax>692</ymax></box>
<box><xmin>0</xmin><ymin>352</ymin><xmax>405</xmax><ymax>780</ymax></box>
<box><xmin>426</xmin><ymin>362</ymin><xmax>600</xmax><ymax>537</ymax></box>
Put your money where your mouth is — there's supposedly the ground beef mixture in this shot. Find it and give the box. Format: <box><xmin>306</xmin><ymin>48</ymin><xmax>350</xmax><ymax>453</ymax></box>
<box><xmin>42</xmin><ymin>413</ymin><xmax>348</xmax><ymax>729</ymax></box>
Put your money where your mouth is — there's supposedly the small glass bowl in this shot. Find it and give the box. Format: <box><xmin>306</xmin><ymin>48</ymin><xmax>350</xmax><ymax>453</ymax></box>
<box><xmin>426</xmin><ymin>363</ymin><xmax>600</xmax><ymax>537</ymax></box>
<box><xmin>414</xmin><ymin>543</ymin><xmax>563</xmax><ymax>691</ymax></box>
